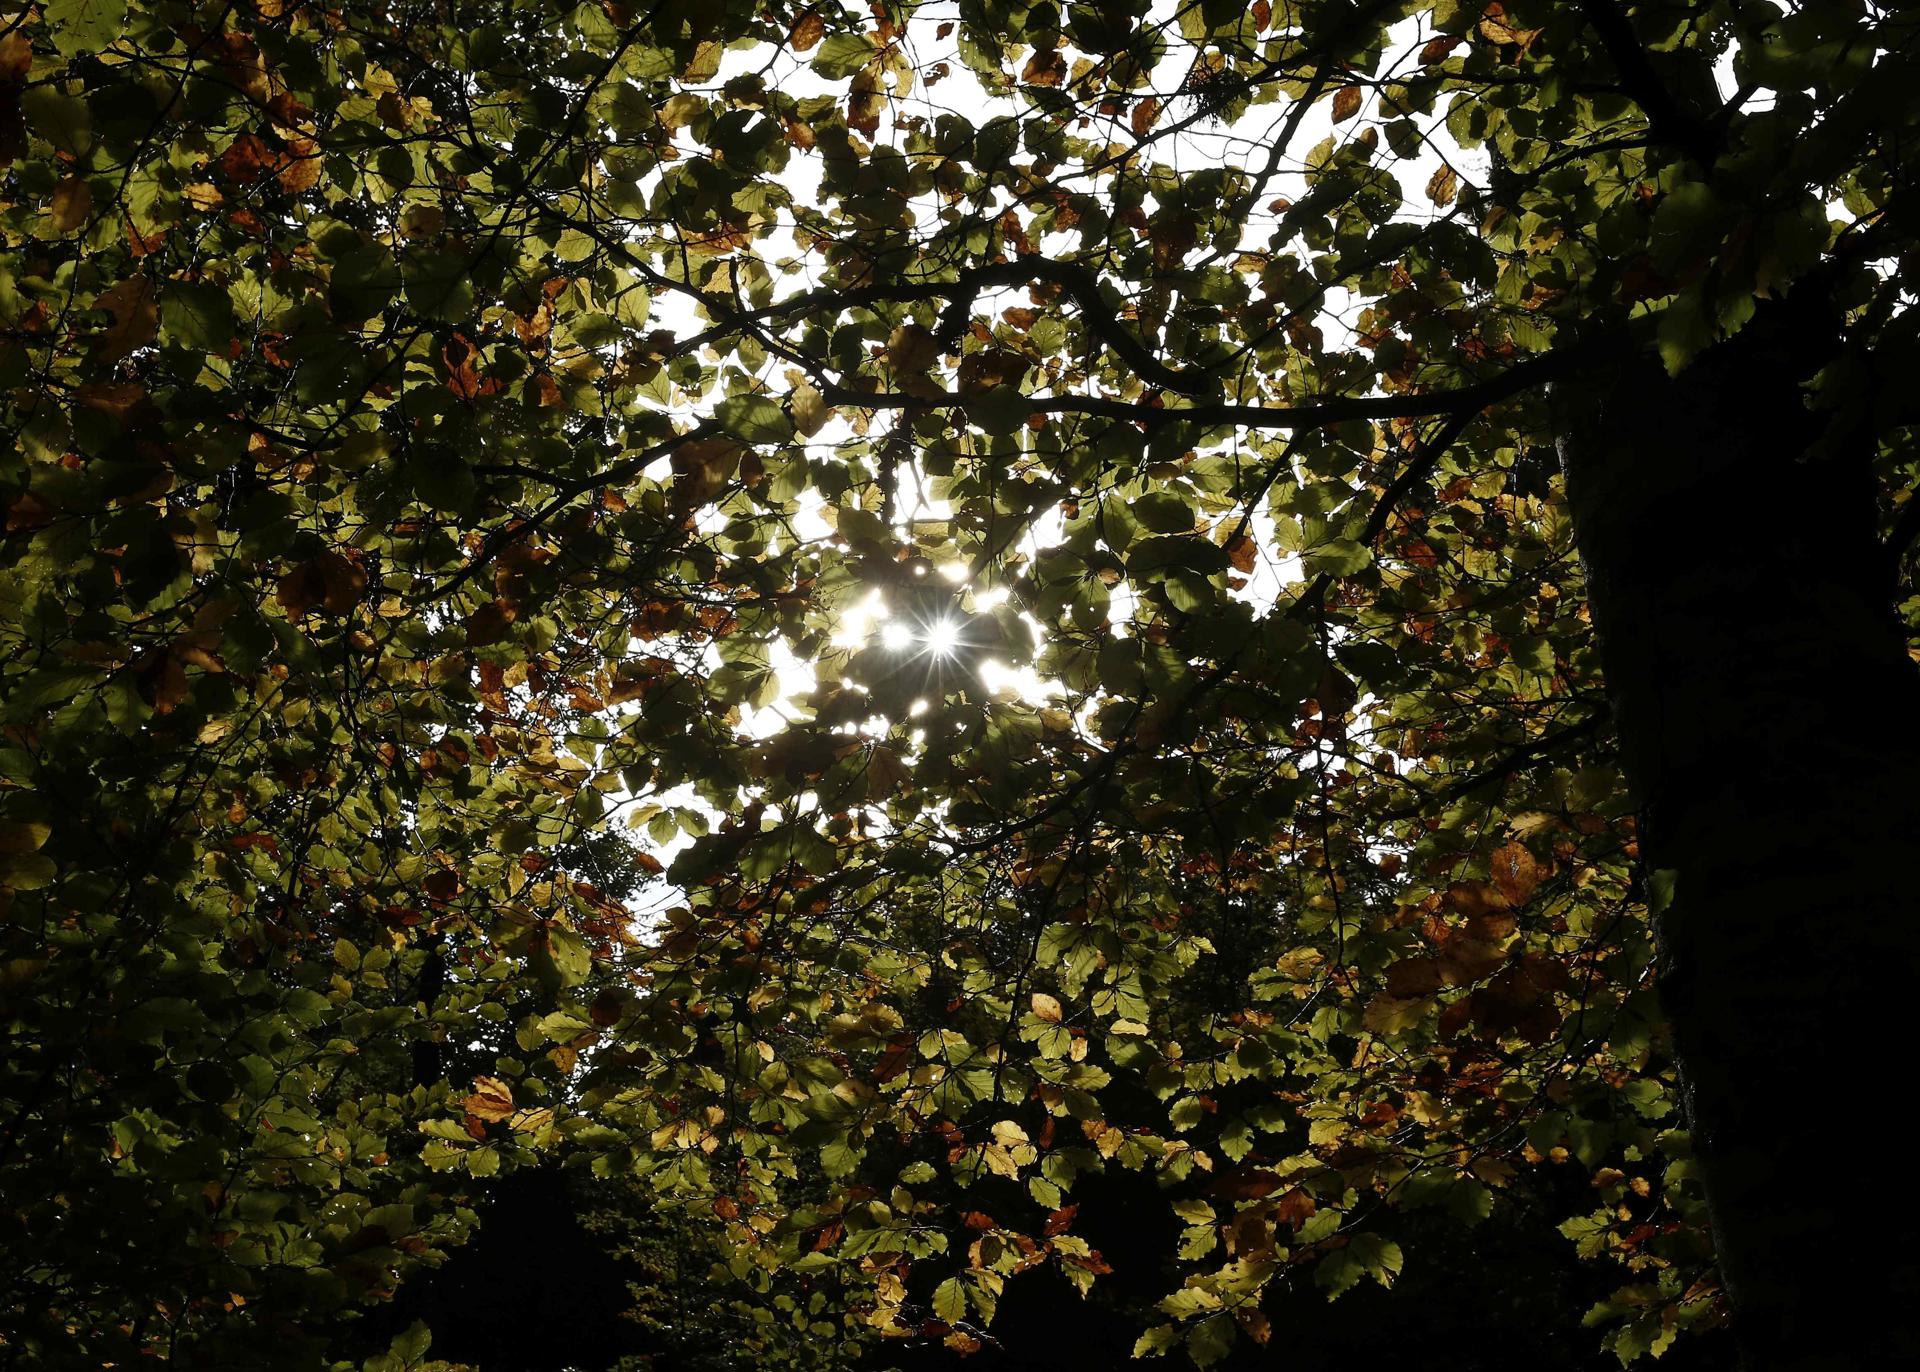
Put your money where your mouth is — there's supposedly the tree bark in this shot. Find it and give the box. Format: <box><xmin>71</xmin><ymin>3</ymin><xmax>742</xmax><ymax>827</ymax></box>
<box><xmin>1557</xmin><ymin>296</ymin><xmax>1920</xmax><ymax>1368</ymax></box>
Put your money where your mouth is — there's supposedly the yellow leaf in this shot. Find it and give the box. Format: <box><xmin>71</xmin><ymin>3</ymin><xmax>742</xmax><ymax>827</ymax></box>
<box><xmin>463</xmin><ymin>1075</ymin><xmax>514</xmax><ymax>1122</ymax></box>
<box><xmin>0</xmin><ymin>821</ymin><xmax>50</xmax><ymax>855</ymax></box>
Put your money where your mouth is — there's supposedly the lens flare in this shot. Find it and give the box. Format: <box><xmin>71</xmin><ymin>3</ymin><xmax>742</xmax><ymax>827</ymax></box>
<box><xmin>922</xmin><ymin>617</ymin><xmax>962</xmax><ymax>658</ymax></box>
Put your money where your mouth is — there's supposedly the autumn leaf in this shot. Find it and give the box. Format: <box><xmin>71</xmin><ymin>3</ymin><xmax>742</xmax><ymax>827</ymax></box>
<box><xmin>1225</xmin><ymin>533</ymin><xmax>1258</xmax><ymax>573</ymax></box>
<box><xmin>276</xmin><ymin>135</ymin><xmax>322</xmax><ymax>192</ymax></box>
<box><xmin>442</xmin><ymin>333</ymin><xmax>484</xmax><ymax>400</ymax></box>
<box><xmin>463</xmin><ymin>1076</ymin><xmax>514</xmax><ymax>1122</ymax></box>
<box><xmin>49</xmin><ymin>175</ymin><xmax>90</xmax><ymax>232</ymax></box>
<box><xmin>276</xmin><ymin>551</ymin><xmax>367</xmax><ymax>618</ymax></box>
<box><xmin>93</xmin><ymin>275</ymin><xmax>157</xmax><ymax>362</ymax></box>
<box><xmin>1021</xmin><ymin>48</ymin><xmax>1066</xmax><ymax>88</ymax></box>
<box><xmin>219</xmin><ymin>133</ymin><xmax>277</xmax><ymax>183</ymax></box>
<box><xmin>788</xmin><ymin>11</ymin><xmax>824</xmax><ymax>52</ymax></box>
<box><xmin>1331</xmin><ymin>86</ymin><xmax>1362</xmax><ymax>123</ymax></box>
<box><xmin>1489</xmin><ymin>841</ymin><xmax>1543</xmax><ymax>905</ymax></box>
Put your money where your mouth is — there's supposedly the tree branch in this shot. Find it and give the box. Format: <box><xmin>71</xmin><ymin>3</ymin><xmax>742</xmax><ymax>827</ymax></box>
<box><xmin>1577</xmin><ymin>0</ymin><xmax>1719</xmax><ymax>165</ymax></box>
<box><xmin>819</xmin><ymin>341</ymin><xmax>1587</xmax><ymax>432</ymax></box>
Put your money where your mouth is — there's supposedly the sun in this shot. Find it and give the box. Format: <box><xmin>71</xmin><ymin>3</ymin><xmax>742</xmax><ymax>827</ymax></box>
<box><xmin>921</xmin><ymin>617</ymin><xmax>963</xmax><ymax>659</ymax></box>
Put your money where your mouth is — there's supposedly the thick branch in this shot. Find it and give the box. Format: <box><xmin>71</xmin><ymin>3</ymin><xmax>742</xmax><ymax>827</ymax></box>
<box><xmin>1577</xmin><ymin>0</ymin><xmax>1719</xmax><ymax>165</ymax></box>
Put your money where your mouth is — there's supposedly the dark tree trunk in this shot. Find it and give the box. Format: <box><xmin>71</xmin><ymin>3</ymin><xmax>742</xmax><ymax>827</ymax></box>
<box><xmin>1557</xmin><ymin>296</ymin><xmax>1920</xmax><ymax>1368</ymax></box>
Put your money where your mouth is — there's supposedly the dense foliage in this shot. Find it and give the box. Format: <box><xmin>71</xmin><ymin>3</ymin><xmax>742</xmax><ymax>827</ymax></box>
<box><xmin>2</xmin><ymin>0</ymin><xmax>1913</xmax><ymax>1367</ymax></box>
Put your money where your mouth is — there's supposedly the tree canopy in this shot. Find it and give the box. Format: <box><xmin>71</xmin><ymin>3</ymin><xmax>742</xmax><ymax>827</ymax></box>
<box><xmin>2</xmin><ymin>0</ymin><xmax>1915</xmax><ymax>1368</ymax></box>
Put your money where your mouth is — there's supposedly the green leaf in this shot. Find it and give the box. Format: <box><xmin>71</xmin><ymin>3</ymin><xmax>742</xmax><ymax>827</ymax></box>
<box><xmin>1134</xmin><ymin>491</ymin><xmax>1194</xmax><ymax>534</ymax></box>
<box><xmin>965</xmin><ymin>385</ymin><xmax>1030</xmax><ymax>434</ymax></box>
<box><xmin>1186</xmin><ymin>1315</ymin><xmax>1237</xmax><ymax>1367</ymax></box>
<box><xmin>45</xmin><ymin>0</ymin><xmax>128</xmax><ymax>57</ymax></box>
<box><xmin>1303</xmin><ymin>537</ymin><xmax>1371</xmax><ymax>578</ymax></box>
<box><xmin>1133</xmin><ymin>1324</ymin><xmax>1180</xmax><ymax>1358</ymax></box>
<box><xmin>715</xmin><ymin>393</ymin><xmax>795</xmax><ymax>444</ymax></box>
<box><xmin>932</xmin><ymin>1276</ymin><xmax>967</xmax><ymax>1323</ymax></box>
<box><xmin>1316</xmin><ymin>1233</ymin><xmax>1404</xmax><ymax>1299</ymax></box>
<box><xmin>20</xmin><ymin>88</ymin><xmax>93</xmax><ymax>157</ymax></box>
<box><xmin>161</xmin><ymin>281</ymin><xmax>234</xmax><ymax>353</ymax></box>
<box><xmin>812</xmin><ymin>33</ymin><xmax>876</xmax><ymax>79</ymax></box>
<box><xmin>820</xmin><ymin>1138</ymin><xmax>861</xmax><ymax>1178</ymax></box>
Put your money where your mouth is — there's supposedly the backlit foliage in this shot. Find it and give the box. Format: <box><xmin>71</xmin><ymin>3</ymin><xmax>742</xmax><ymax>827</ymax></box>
<box><xmin>2</xmin><ymin>0</ymin><xmax>1912</xmax><ymax>1366</ymax></box>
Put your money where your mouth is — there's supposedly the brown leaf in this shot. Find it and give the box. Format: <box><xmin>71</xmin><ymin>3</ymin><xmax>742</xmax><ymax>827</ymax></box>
<box><xmin>1208</xmin><ymin>1167</ymin><xmax>1281</xmax><ymax>1202</ymax></box>
<box><xmin>377</xmin><ymin>90</ymin><xmax>413</xmax><ymax>130</ymax></box>
<box><xmin>1465</xmin><ymin>909</ymin><xmax>1519</xmax><ymax>942</ymax></box>
<box><xmin>50</xmin><ymin>176</ymin><xmax>91</xmax><ymax>233</ymax></box>
<box><xmin>1488</xmin><ymin>841</ymin><xmax>1542</xmax><ymax>905</ymax></box>
<box><xmin>276</xmin><ymin>550</ymin><xmax>367</xmax><ymax>618</ymax></box>
<box><xmin>265</xmin><ymin>91</ymin><xmax>314</xmax><ymax>133</ymax></box>
<box><xmin>276</xmin><ymin>135</ymin><xmax>322</xmax><ymax>193</ymax></box>
<box><xmin>1225</xmin><ymin>533</ymin><xmax>1258</xmax><ymax>573</ymax></box>
<box><xmin>1445</xmin><ymin>880</ymin><xmax>1505</xmax><ymax>917</ymax></box>
<box><xmin>442</xmin><ymin>333</ymin><xmax>484</xmax><ymax>401</ymax></box>
<box><xmin>73</xmin><ymin>381</ymin><xmax>150</xmax><ymax>423</ymax></box>
<box><xmin>463</xmin><ymin>1075</ymin><xmax>515</xmax><ymax>1122</ymax></box>
<box><xmin>93</xmin><ymin>276</ymin><xmax>158</xmax><ymax>363</ymax></box>
<box><xmin>1130</xmin><ymin>97</ymin><xmax>1160</xmax><ymax>137</ymax></box>
<box><xmin>1042</xmin><ymin>1204</ymin><xmax>1078</xmax><ymax>1236</ymax></box>
<box><xmin>1331</xmin><ymin>86</ymin><xmax>1362</xmax><ymax>123</ymax></box>
<box><xmin>1273</xmin><ymin>1186</ymin><xmax>1316</xmax><ymax>1231</ymax></box>
<box><xmin>220</xmin><ymin>134</ymin><xmax>276</xmax><ymax>183</ymax></box>
<box><xmin>1479</xmin><ymin>17</ymin><xmax>1543</xmax><ymax>48</ymax></box>
<box><xmin>788</xmin><ymin>11</ymin><xmax>824</xmax><ymax>51</ymax></box>
<box><xmin>1230</xmin><ymin>1209</ymin><xmax>1274</xmax><ymax>1258</ymax></box>
<box><xmin>465</xmin><ymin>598</ymin><xmax>518</xmax><ymax>646</ymax></box>
<box><xmin>1418</xmin><ymin>35</ymin><xmax>1463</xmax><ymax>65</ymax></box>
<box><xmin>1384</xmin><ymin>957</ymin><xmax>1443</xmax><ymax>998</ymax></box>
<box><xmin>1030</xmin><ymin>991</ymin><xmax>1063</xmax><ymax>1024</ymax></box>
<box><xmin>1315</xmin><ymin>660</ymin><xmax>1358</xmax><ymax>717</ymax></box>
<box><xmin>670</xmin><ymin>437</ymin><xmax>743</xmax><ymax>507</ymax></box>
<box><xmin>145</xmin><ymin>656</ymin><xmax>189</xmax><ymax>717</ymax></box>
<box><xmin>124</xmin><ymin>219</ymin><xmax>168</xmax><ymax>257</ymax></box>
<box><xmin>847</xmin><ymin>67</ymin><xmax>884</xmax><ymax>135</ymax></box>
<box><xmin>0</xmin><ymin>32</ymin><xmax>30</xmax><ymax>81</ymax></box>
<box><xmin>1021</xmin><ymin>48</ymin><xmax>1066</xmax><ymax>88</ymax></box>
<box><xmin>887</xmin><ymin>323</ymin><xmax>939</xmax><ymax>373</ymax></box>
<box><xmin>1426</xmin><ymin>164</ymin><xmax>1459</xmax><ymax>206</ymax></box>
<box><xmin>1437</xmin><ymin>937</ymin><xmax>1507</xmax><ymax>986</ymax></box>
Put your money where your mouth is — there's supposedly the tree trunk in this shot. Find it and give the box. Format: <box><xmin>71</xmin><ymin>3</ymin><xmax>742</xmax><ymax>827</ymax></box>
<box><xmin>1557</xmin><ymin>296</ymin><xmax>1920</xmax><ymax>1368</ymax></box>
